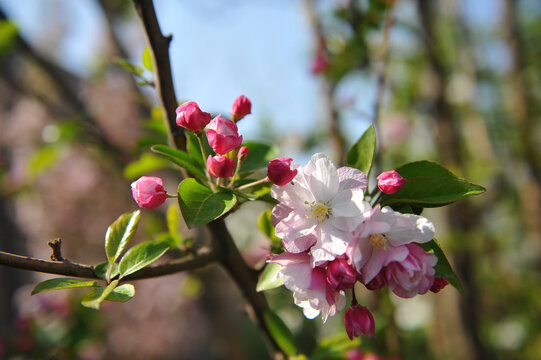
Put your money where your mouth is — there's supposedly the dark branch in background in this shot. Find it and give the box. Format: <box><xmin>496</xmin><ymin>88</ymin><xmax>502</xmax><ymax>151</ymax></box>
<box><xmin>0</xmin><ymin>247</ymin><xmax>216</xmax><ymax>281</ymax></box>
<box><xmin>131</xmin><ymin>1</ymin><xmax>281</xmax><ymax>357</ymax></box>
<box><xmin>132</xmin><ymin>0</ymin><xmax>185</xmax><ymax>151</ymax></box>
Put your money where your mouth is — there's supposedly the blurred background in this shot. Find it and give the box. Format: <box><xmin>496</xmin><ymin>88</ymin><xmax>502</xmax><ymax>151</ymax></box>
<box><xmin>0</xmin><ymin>0</ymin><xmax>540</xmax><ymax>359</ymax></box>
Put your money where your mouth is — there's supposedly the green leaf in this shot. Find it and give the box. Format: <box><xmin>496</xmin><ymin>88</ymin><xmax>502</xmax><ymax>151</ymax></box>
<box><xmin>151</xmin><ymin>144</ymin><xmax>206</xmax><ymax>181</ymax></box>
<box><xmin>94</xmin><ymin>262</ymin><xmax>119</xmax><ymax>281</ymax></box>
<box><xmin>27</xmin><ymin>145</ymin><xmax>62</xmax><ymax>179</ymax></box>
<box><xmin>141</xmin><ymin>46</ymin><xmax>153</xmax><ymax>71</ymax></box>
<box><xmin>0</xmin><ymin>20</ymin><xmax>18</xmax><ymax>55</ymax></box>
<box><xmin>422</xmin><ymin>240</ymin><xmax>462</xmax><ymax>292</ymax></box>
<box><xmin>105</xmin><ymin>210</ymin><xmax>141</xmax><ymax>266</ymax></box>
<box><xmin>264</xmin><ymin>310</ymin><xmax>297</xmax><ymax>356</ymax></box>
<box><xmin>239</xmin><ymin>141</ymin><xmax>279</xmax><ymax>172</ymax></box>
<box><xmin>31</xmin><ymin>278</ymin><xmax>98</xmax><ymax>295</ymax></box>
<box><xmin>105</xmin><ymin>284</ymin><xmax>135</xmax><ymax>302</ymax></box>
<box><xmin>185</xmin><ymin>131</ymin><xmax>213</xmax><ymax>167</ymax></box>
<box><xmin>156</xmin><ymin>233</ymin><xmax>180</xmax><ymax>248</ymax></box>
<box><xmin>256</xmin><ymin>263</ymin><xmax>284</xmax><ymax>292</ymax></box>
<box><xmin>114</xmin><ymin>57</ymin><xmax>144</xmax><ymax>77</ymax></box>
<box><xmin>123</xmin><ymin>153</ymin><xmax>169</xmax><ymax>180</ymax></box>
<box><xmin>118</xmin><ymin>240</ymin><xmax>170</xmax><ymax>278</ymax></box>
<box><xmin>311</xmin><ymin>334</ymin><xmax>361</xmax><ymax>360</ymax></box>
<box><xmin>395</xmin><ymin>160</ymin><xmax>458</xmax><ymax>178</ymax></box>
<box><xmin>419</xmin><ymin>239</ymin><xmax>462</xmax><ymax>292</ymax></box>
<box><xmin>346</xmin><ymin>124</ymin><xmax>376</xmax><ymax>176</ymax></box>
<box><xmin>167</xmin><ymin>203</ymin><xmax>179</xmax><ymax>236</ymax></box>
<box><xmin>81</xmin><ymin>280</ymin><xmax>119</xmax><ymax>310</ymax></box>
<box><xmin>381</xmin><ymin>176</ymin><xmax>486</xmax><ymax>208</ymax></box>
<box><xmin>177</xmin><ymin>178</ymin><xmax>237</xmax><ymax>228</ymax></box>
<box><xmin>257</xmin><ymin>209</ymin><xmax>283</xmax><ymax>253</ymax></box>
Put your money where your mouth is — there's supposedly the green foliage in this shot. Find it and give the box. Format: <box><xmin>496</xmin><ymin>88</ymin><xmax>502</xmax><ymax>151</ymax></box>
<box><xmin>0</xmin><ymin>20</ymin><xmax>18</xmax><ymax>55</ymax></box>
<box><xmin>104</xmin><ymin>284</ymin><xmax>135</xmax><ymax>302</ymax></box>
<box><xmin>256</xmin><ymin>263</ymin><xmax>284</xmax><ymax>292</ymax></box>
<box><xmin>31</xmin><ymin>278</ymin><xmax>98</xmax><ymax>295</ymax></box>
<box><xmin>310</xmin><ymin>334</ymin><xmax>361</xmax><ymax>360</ymax></box>
<box><xmin>185</xmin><ymin>131</ymin><xmax>213</xmax><ymax>166</ymax></box>
<box><xmin>81</xmin><ymin>280</ymin><xmax>119</xmax><ymax>310</ymax></box>
<box><xmin>264</xmin><ymin>310</ymin><xmax>297</xmax><ymax>356</ymax></box>
<box><xmin>114</xmin><ymin>57</ymin><xmax>143</xmax><ymax>77</ymax></box>
<box><xmin>118</xmin><ymin>240</ymin><xmax>170</xmax><ymax>279</ymax></box>
<box><xmin>419</xmin><ymin>239</ymin><xmax>462</xmax><ymax>292</ymax></box>
<box><xmin>381</xmin><ymin>161</ymin><xmax>485</xmax><ymax>208</ymax></box>
<box><xmin>177</xmin><ymin>178</ymin><xmax>237</xmax><ymax>228</ymax></box>
<box><xmin>346</xmin><ymin>125</ymin><xmax>377</xmax><ymax>176</ymax></box>
<box><xmin>123</xmin><ymin>153</ymin><xmax>169</xmax><ymax>180</ymax></box>
<box><xmin>142</xmin><ymin>46</ymin><xmax>153</xmax><ymax>71</ymax></box>
<box><xmin>94</xmin><ymin>262</ymin><xmax>119</xmax><ymax>281</ymax></box>
<box><xmin>27</xmin><ymin>144</ymin><xmax>63</xmax><ymax>179</ymax></box>
<box><xmin>257</xmin><ymin>209</ymin><xmax>282</xmax><ymax>253</ymax></box>
<box><xmin>105</xmin><ymin>210</ymin><xmax>141</xmax><ymax>267</ymax></box>
<box><xmin>239</xmin><ymin>141</ymin><xmax>279</xmax><ymax>172</ymax></box>
<box><xmin>151</xmin><ymin>144</ymin><xmax>207</xmax><ymax>181</ymax></box>
<box><xmin>166</xmin><ymin>203</ymin><xmax>182</xmax><ymax>246</ymax></box>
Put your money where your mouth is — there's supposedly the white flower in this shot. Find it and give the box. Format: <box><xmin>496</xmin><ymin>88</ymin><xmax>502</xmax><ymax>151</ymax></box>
<box><xmin>271</xmin><ymin>153</ymin><xmax>369</xmax><ymax>266</ymax></box>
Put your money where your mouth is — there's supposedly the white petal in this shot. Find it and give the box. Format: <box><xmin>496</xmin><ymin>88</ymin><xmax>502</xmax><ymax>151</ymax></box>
<box><xmin>307</xmin><ymin>154</ymin><xmax>339</xmax><ymax>202</ymax></box>
<box><xmin>331</xmin><ymin>188</ymin><xmax>365</xmax><ymax>217</ymax></box>
<box><xmin>337</xmin><ymin>166</ymin><xmax>368</xmax><ymax>192</ymax></box>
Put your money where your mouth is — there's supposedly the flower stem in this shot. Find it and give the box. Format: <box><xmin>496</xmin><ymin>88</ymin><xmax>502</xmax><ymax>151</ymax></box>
<box><xmin>237</xmin><ymin>177</ymin><xmax>270</xmax><ymax>191</ymax></box>
<box><xmin>197</xmin><ymin>134</ymin><xmax>216</xmax><ymax>191</ymax></box>
<box><xmin>228</xmin><ymin>158</ymin><xmax>242</xmax><ymax>188</ymax></box>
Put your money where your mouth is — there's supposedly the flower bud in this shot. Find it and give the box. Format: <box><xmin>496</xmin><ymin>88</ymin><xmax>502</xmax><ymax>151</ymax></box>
<box><xmin>231</xmin><ymin>95</ymin><xmax>252</xmax><ymax>122</ymax></box>
<box><xmin>206</xmin><ymin>155</ymin><xmax>236</xmax><ymax>178</ymax></box>
<box><xmin>364</xmin><ymin>270</ymin><xmax>386</xmax><ymax>290</ymax></box>
<box><xmin>238</xmin><ymin>146</ymin><xmax>249</xmax><ymax>162</ymax></box>
<box><xmin>206</xmin><ymin>114</ymin><xmax>243</xmax><ymax>155</ymax></box>
<box><xmin>376</xmin><ymin>170</ymin><xmax>407</xmax><ymax>194</ymax></box>
<box><xmin>430</xmin><ymin>277</ymin><xmax>449</xmax><ymax>293</ymax></box>
<box><xmin>326</xmin><ymin>258</ymin><xmax>358</xmax><ymax>291</ymax></box>
<box><xmin>344</xmin><ymin>304</ymin><xmax>376</xmax><ymax>340</ymax></box>
<box><xmin>131</xmin><ymin>176</ymin><xmax>168</xmax><ymax>209</ymax></box>
<box><xmin>175</xmin><ymin>101</ymin><xmax>211</xmax><ymax>133</ymax></box>
<box><xmin>268</xmin><ymin>157</ymin><xmax>298</xmax><ymax>186</ymax></box>
<box><xmin>311</xmin><ymin>51</ymin><xmax>329</xmax><ymax>74</ymax></box>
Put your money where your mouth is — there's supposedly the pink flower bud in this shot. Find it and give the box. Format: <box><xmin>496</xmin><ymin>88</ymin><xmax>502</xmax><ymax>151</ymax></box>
<box><xmin>430</xmin><ymin>277</ymin><xmax>449</xmax><ymax>293</ymax></box>
<box><xmin>344</xmin><ymin>304</ymin><xmax>376</xmax><ymax>340</ymax></box>
<box><xmin>175</xmin><ymin>101</ymin><xmax>211</xmax><ymax>133</ymax></box>
<box><xmin>364</xmin><ymin>270</ymin><xmax>386</xmax><ymax>290</ymax></box>
<box><xmin>326</xmin><ymin>258</ymin><xmax>358</xmax><ymax>291</ymax></box>
<box><xmin>206</xmin><ymin>114</ymin><xmax>243</xmax><ymax>155</ymax></box>
<box><xmin>377</xmin><ymin>170</ymin><xmax>407</xmax><ymax>194</ymax></box>
<box><xmin>311</xmin><ymin>52</ymin><xmax>329</xmax><ymax>74</ymax></box>
<box><xmin>131</xmin><ymin>176</ymin><xmax>168</xmax><ymax>209</ymax></box>
<box><xmin>231</xmin><ymin>95</ymin><xmax>252</xmax><ymax>122</ymax></box>
<box><xmin>206</xmin><ymin>155</ymin><xmax>236</xmax><ymax>178</ymax></box>
<box><xmin>238</xmin><ymin>146</ymin><xmax>249</xmax><ymax>161</ymax></box>
<box><xmin>268</xmin><ymin>157</ymin><xmax>298</xmax><ymax>186</ymax></box>
<box><xmin>385</xmin><ymin>244</ymin><xmax>437</xmax><ymax>298</ymax></box>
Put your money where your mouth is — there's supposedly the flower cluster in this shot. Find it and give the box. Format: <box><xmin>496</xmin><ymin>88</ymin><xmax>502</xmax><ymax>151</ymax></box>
<box><xmin>268</xmin><ymin>153</ymin><xmax>447</xmax><ymax>339</ymax></box>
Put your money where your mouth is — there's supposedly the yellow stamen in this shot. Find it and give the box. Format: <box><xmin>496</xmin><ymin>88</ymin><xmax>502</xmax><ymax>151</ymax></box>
<box><xmin>369</xmin><ymin>234</ymin><xmax>387</xmax><ymax>249</ymax></box>
<box><xmin>305</xmin><ymin>201</ymin><xmax>332</xmax><ymax>223</ymax></box>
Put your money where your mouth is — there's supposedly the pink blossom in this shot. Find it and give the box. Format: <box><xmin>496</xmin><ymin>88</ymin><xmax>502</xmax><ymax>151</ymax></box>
<box><xmin>347</xmin><ymin>205</ymin><xmax>435</xmax><ymax>284</ymax></box>
<box><xmin>238</xmin><ymin>146</ymin><xmax>249</xmax><ymax>161</ymax></box>
<box><xmin>231</xmin><ymin>95</ymin><xmax>252</xmax><ymax>122</ymax></box>
<box><xmin>175</xmin><ymin>101</ymin><xmax>211</xmax><ymax>133</ymax></box>
<box><xmin>385</xmin><ymin>243</ymin><xmax>437</xmax><ymax>298</ymax></box>
<box><xmin>271</xmin><ymin>153</ymin><xmax>369</xmax><ymax>266</ymax></box>
<box><xmin>269</xmin><ymin>252</ymin><xmax>345</xmax><ymax>323</ymax></box>
<box><xmin>131</xmin><ymin>176</ymin><xmax>168</xmax><ymax>209</ymax></box>
<box><xmin>364</xmin><ymin>270</ymin><xmax>386</xmax><ymax>290</ymax></box>
<box><xmin>344</xmin><ymin>304</ymin><xmax>376</xmax><ymax>339</ymax></box>
<box><xmin>267</xmin><ymin>158</ymin><xmax>298</xmax><ymax>186</ymax></box>
<box><xmin>326</xmin><ymin>257</ymin><xmax>358</xmax><ymax>291</ymax></box>
<box><xmin>376</xmin><ymin>170</ymin><xmax>407</xmax><ymax>194</ymax></box>
<box><xmin>206</xmin><ymin>114</ymin><xmax>243</xmax><ymax>154</ymax></box>
<box><xmin>206</xmin><ymin>155</ymin><xmax>236</xmax><ymax>178</ymax></box>
<box><xmin>430</xmin><ymin>277</ymin><xmax>449</xmax><ymax>293</ymax></box>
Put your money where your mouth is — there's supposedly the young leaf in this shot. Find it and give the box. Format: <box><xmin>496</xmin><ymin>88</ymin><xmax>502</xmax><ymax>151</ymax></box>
<box><xmin>105</xmin><ymin>284</ymin><xmax>135</xmax><ymax>302</ymax></box>
<box><xmin>264</xmin><ymin>310</ymin><xmax>297</xmax><ymax>356</ymax></box>
<box><xmin>151</xmin><ymin>144</ymin><xmax>207</xmax><ymax>181</ymax></box>
<box><xmin>238</xmin><ymin>141</ymin><xmax>279</xmax><ymax>172</ymax></box>
<box><xmin>167</xmin><ymin>203</ymin><xmax>180</xmax><ymax>236</ymax></box>
<box><xmin>31</xmin><ymin>278</ymin><xmax>98</xmax><ymax>295</ymax></box>
<box><xmin>257</xmin><ymin>209</ymin><xmax>283</xmax><ymax>253</ymax></box>
<box><xmin>310</xmin><ymin>334</ymin><xmax>361</xmax><ymax>360</ymax></box>
<box><xmin>118</xmin><ymin>240</ymin><xmax>170</xmax><ymax>279</ymax></box>
<box><xmin>177</xmin><ymin>178</ymin><xmax>237</xmax><ymax>228</ymax></box>
<box><xmin>81</xmin><ymin>280</ymin><xmax>119</xmax><ymax>310</ymax></box>
<box><xmin>142</xmin><ymin>46</ymin><xmax>153</xmax><ymax>71</ymax></box>
<box><xmin>381</xmin><ymin>176</ymin><xmax>485</xmax><ymax>208</ymax></box>
<box><xmin>114</xmin><ymin>57</ymin><xmax>144</xmax><ymax>77</ymax></box>
<box><xmin>94</xmin><ymin>262</ymin><xmax>120</xmax><ymax>281</ymax></box>
<box><xmin>256</xmin><ymin>263</ymin><xmax>284</xmax><ymax>292</ymax></box>
<box><xmin>419</xmin><ymin>239</ymin><xmax>462</xmax><ymax>292</ymax></box>
<box><xmin>123</xmin><ymin>153</ymin><xmax>169</xmax><ymax>180</ymax></box>
<box><xmin>346</xmin><ymin>124</ymin><xmax>376</xmax><ymax>176</ymax></box>
<box><xmin>105</xmin><ymin>210</ymin><xmax>141</xmax><ymax>266</ymax></box>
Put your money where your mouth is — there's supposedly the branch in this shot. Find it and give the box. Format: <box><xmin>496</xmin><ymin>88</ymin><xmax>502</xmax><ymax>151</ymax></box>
<box><xmin>0</xmin><ymin>247</ymin><xmax>216</xmax><ymax>281</ymax></box>
<box><xmin>132</xmin><ymin>0</ymin><xmax>186</xmax><ymax>151</ymax></box>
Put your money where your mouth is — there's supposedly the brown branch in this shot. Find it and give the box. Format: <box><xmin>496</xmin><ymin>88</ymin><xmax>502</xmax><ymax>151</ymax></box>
<box><xmin>132</xmin><ymin>0</ymin><xmax>186</xmax><ymax>151</ymax></box>
<box><xmin>0</xmin><ymin>247</ymin><xmax>216</xmax><ymax>281</ymax></box>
